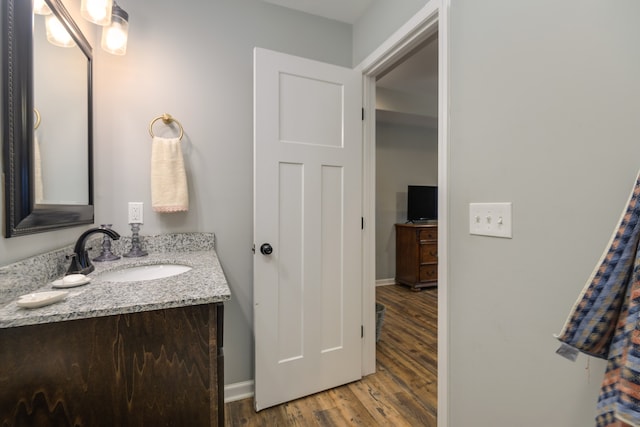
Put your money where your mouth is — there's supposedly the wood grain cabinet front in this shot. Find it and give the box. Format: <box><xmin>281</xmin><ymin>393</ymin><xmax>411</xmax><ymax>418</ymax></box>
<box><xmin>395</xmin><ymin>223</ymin><xmax>438</xmax><ymax>290</ymax></box>
<box><xmin>0</xmin><ymin>303</ymin><xmax>225</xmax><ymax>427</ymax></box>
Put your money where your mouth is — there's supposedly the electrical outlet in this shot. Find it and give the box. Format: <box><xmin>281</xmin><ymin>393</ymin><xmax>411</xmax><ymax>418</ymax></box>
<box><xmin>128</xmin><ymin>202</ymin><xmax>143</xmax><ymax>224</ymax></box>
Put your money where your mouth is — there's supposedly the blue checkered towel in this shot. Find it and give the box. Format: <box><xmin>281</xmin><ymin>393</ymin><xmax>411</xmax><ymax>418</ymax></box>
<box><xmin>557</xmin><ymin>171</ymin><xmax>640</xmax><ymax>427</ymax></box>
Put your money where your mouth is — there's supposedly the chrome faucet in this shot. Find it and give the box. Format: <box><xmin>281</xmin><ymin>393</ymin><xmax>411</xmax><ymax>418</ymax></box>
<box><xmin>67</xmin><ymin>227</ymin><xmax>121</xmax><ymax>275</ymax></box>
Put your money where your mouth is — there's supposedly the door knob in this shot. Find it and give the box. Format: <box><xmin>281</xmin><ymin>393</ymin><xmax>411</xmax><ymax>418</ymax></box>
<box><xmin>260</xmin><ymin>243</ymin><xmax>273</xmax><ymax>255</ymax></box>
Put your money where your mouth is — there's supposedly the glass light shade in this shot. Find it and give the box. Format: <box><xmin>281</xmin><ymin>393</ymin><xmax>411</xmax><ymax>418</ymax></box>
<box><xmin>81</xmin><ymin>0</ymin><xmax>112</xmax><ymax>26</ymax></box>
<box><xmin>33</xmin><ymin>0</ymin><xmax>52</xmax><ymax>15</ymax></box>
<box><xmin>45</xmin><ymin>14</ymin><xmax>76</xmax><ymax>47</ymax></box>
<box><xmin>101</xmin><ymin>5</ymin><xmax>128</xmax><ymax>55</ymax></box>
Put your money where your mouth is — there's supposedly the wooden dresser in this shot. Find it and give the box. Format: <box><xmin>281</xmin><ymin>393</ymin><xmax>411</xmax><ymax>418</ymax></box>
<box><xmin>395</xmin><ymin>223</ymin><xmax>438</xmax><ymax>290</ymax></box>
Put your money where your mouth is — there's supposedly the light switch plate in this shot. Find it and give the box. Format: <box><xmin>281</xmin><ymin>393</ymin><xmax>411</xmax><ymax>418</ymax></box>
<box><xmin>469</xmin><ymin>202</ymin><xmax>512</xmax><ymax>238</ymax></box>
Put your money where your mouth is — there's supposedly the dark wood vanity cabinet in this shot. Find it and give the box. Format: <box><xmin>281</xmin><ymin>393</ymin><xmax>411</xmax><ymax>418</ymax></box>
<box><xmin>395</xmin><ymin>223</ymin><xmax>438</xmax><ymax>290</ymax></box>
<box><xmin>0</xmin><ymin>303</ymin><xmax>225</xmax><ymax>426</ymax></box>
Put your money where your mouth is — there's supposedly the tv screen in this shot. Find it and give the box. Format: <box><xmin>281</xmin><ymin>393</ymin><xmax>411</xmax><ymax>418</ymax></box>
<box><xmin>407</xmin><ymin>185</ymin><xmax>437</xmax><ymax>222</ymax></box>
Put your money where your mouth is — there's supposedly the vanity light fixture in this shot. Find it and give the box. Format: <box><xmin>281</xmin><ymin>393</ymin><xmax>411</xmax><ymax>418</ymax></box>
<box><xmin>81</xmin><ymin>0</ymin><xmax>113</xmax><ymax>26</ymax></box>
<box><xmin>101</xmin><ymin>3</ymin><xmax>129</xmax><ymax>55</ymax></box>
<box><xmin>33</xmin><ymin>0</ymin><xmax>52</xmax><ymax>15</ymax></box>
<box><xmin>45</xmin><ymin>14</ymin><xmax>76</xmax><ymax>47</ymax></box>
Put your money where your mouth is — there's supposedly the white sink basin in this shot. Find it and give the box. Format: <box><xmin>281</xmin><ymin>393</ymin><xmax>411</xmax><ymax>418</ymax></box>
<box><xmin>98</xmin><ymin>264</ymin><xmax>192</xmax><ymax>282</ymax></box>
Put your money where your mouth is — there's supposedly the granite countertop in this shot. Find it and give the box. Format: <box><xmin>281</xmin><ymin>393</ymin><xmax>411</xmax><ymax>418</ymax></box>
<box><xmin>0</xmin><ymin>233</ymin><xmax>231</xmax><ymax>329</ymax></box>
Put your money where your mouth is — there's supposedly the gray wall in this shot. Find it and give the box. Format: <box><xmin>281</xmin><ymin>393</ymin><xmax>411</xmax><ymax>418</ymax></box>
<box><xmin>375</xmin><ymin>121</ymin><xmax>437</xmax><ymax>280</ymax></box>
<box><xmin>352</xmin><ymin>0</ymin><xmax>429</xmax><ymax>66</ymax></box>
<box><xmin>447</xmin><ymin>0</ymin><xmax>640</xmax><ymax>425</ymax></box>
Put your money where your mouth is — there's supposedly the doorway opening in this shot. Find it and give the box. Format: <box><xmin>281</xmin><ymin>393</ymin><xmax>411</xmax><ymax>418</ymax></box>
<box><xmin>359</xmin><ymin>3</ymin><xmax>448</xmax><ymax>426</ymax></box>
<box><xmin>373</xmin><ymin>33</ymin><xmax>440</xmax><ymax>422</ymax></box>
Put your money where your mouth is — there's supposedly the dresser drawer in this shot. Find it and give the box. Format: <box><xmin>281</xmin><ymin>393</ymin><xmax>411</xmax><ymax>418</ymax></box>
<box><xmin>419</xmin><ymin>227</ymin><xmax>437</xmax><ymax>241</ymax></box>
<box><xmin>420</xmin><ymin>243</ymin><xmax>438</xmax><ymax>263</ymax></box>
<box><xmin>419</xmin><ymin>264</ymin><xmax>438</xmax><ymax>282</ymax></box>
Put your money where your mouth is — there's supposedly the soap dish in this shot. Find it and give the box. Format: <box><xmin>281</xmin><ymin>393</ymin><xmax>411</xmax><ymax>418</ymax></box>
<box><xmin>17</xmin><ymin>291</ymin><xmax>69</xmax><ymax>309</ymax></box>
<box><xmin>52</xmin><ymin>274</ymin><xmax>91</xmax><ymax>288</ymax></box>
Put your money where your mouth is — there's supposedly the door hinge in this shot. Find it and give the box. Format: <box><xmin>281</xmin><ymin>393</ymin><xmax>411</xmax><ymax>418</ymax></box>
<box><xmin>362</xmin><ymin>108</ymin><xmax>365</xmax><ymax>121</ymax></box>
<box><xmin>361</xmin><ymin>217</ymin><xmax>364</xmax><ymax>230</ymax></box>
<box><xmin>361</xmin><ymin>325</ymin><xmax>364</xmax><ymax>338</ymax></box>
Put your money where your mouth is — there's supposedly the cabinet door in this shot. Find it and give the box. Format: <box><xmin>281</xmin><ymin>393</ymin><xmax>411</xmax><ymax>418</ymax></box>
<box><xmin>0</xmin><ymin>305</ymin><xmax>217</xmax><ymax>426</ymax></box>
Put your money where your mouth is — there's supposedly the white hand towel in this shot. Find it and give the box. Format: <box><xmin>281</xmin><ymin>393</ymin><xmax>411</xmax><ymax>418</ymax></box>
<box><xmin>151</xmin><ymin>136</ymin><xmax>189</xmax><ymax>212</ymax></box>
<box><xmin>34</xmin><ymin>132</ymin><xmax>44</xmax><ymax>203</ymax></box>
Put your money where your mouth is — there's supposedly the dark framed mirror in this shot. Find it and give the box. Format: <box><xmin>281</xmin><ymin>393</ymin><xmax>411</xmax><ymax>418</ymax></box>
<box><xmin>2</xmin><ymin>0</ymin><xmax>93</xmax><ymax>237</ymax></box>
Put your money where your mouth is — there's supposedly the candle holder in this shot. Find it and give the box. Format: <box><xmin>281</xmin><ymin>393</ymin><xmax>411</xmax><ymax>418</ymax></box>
<box><xmin>93</xmin><ymin>224</ymin><xmax>121</xmax><ymax>262</ymax></box>
<box><xmin>123</xmin><ymin>223</ymin><xmax>148</xmax><ymax>257</ymax></box>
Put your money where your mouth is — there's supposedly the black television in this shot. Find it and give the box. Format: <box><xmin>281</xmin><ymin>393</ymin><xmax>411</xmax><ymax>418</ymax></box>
<box><xmin>407</xmin><ymin>185</ymin><xmax>438</xmax><ymax>222</ymax></box>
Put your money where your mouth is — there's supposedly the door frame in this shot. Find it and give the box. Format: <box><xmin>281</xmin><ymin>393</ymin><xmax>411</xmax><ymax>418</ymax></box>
<box><xmin>357</xmin><ymin>1</ymin><xmax>449</xmax><ymax>426</ymax></box>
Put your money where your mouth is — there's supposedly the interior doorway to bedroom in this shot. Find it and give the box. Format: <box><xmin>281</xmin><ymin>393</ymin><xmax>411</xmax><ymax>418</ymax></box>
<box><xmin>373</xmin><ymin>32</ymin><xmax>440</xmax><ymax>420</ymax></box>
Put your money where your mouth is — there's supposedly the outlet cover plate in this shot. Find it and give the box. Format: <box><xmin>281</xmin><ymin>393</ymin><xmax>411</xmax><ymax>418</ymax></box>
<box><xmin>469</xmin><ymin>202</ymin><xmax>512</xmax><ymax>238</ymax></box>
<box><xmin>128</xmin><ymin>202</ymin><xmax>143</xmax><ymax>224</ymax></box>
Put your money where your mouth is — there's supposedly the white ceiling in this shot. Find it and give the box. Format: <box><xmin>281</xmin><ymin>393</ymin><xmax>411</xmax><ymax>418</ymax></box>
<box><xmin>261</xmin><ymin>0</ymin><xmax>374</xmax><ymax>24</ymax></box>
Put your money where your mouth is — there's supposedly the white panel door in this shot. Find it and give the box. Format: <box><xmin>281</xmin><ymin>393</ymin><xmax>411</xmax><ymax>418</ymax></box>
<box><xmin>253</xmin><ymin>47</ymin><xmax>362</xmax><ymax>411</ymax></box>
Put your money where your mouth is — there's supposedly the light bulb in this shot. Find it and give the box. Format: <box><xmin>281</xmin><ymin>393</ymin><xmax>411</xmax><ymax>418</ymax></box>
<box><xmin>101</xmin><ymin>5</ymin><xmax>128</xmax><ymax>55</ymax></box>
<box><xmin>81</xmin><ymin>0</ymin><xmax>113</xmax><ymax>26</ymax></box>
<box><xmin>103</xmin><ymin>25</ymin><xmax>126</xmax><ymax>52</ymax></box>
<box><xmin>45</xmin><ymin>14</ymin><xmax>75</xmax><ymax>47</ymax></box>
<box><xmin>33</xmin><ymin>0</ymin><xmax>52</xmax><ymax>15</ymax></box>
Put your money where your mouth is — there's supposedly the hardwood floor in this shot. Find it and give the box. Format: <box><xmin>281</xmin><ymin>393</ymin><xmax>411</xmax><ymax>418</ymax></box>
<box><xmin>225</xmin><ymin>284</ymin><xmax>438</xmax><ymax>426</ymax></box>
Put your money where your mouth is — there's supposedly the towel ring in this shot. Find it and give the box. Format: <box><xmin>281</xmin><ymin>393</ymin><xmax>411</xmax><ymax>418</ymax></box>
<box><xmin>148</xmin><ymin>113</ymin><xmax>184</xmax><ymax>141</ymax></box>
<box><xmin>34</xmin><ymin>108</ymin><xmax>41</xmax><ymax>130</ymax></box>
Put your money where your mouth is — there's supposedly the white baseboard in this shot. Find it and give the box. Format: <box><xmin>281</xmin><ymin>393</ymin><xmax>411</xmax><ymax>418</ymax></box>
<box><xmin>224</xmin><ymin>380</ymin><xmax>255</xmax><ymax>403</ymax></box>
<box><xmin>376</xmin><ymin>278</ymin><xmax>396</xmax><ymax>287</ymax></box>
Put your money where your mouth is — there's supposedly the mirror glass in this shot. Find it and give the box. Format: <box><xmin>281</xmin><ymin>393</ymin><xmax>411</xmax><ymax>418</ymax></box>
<box><xmin>2</xmin><ymin>0</ymin><xmax>94</xmax><ymax>237</ymax></box>
<box><xmin>33</xmin><ymin>11</ymin><xmax>89</xmax><ymax>204</ymax></box>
